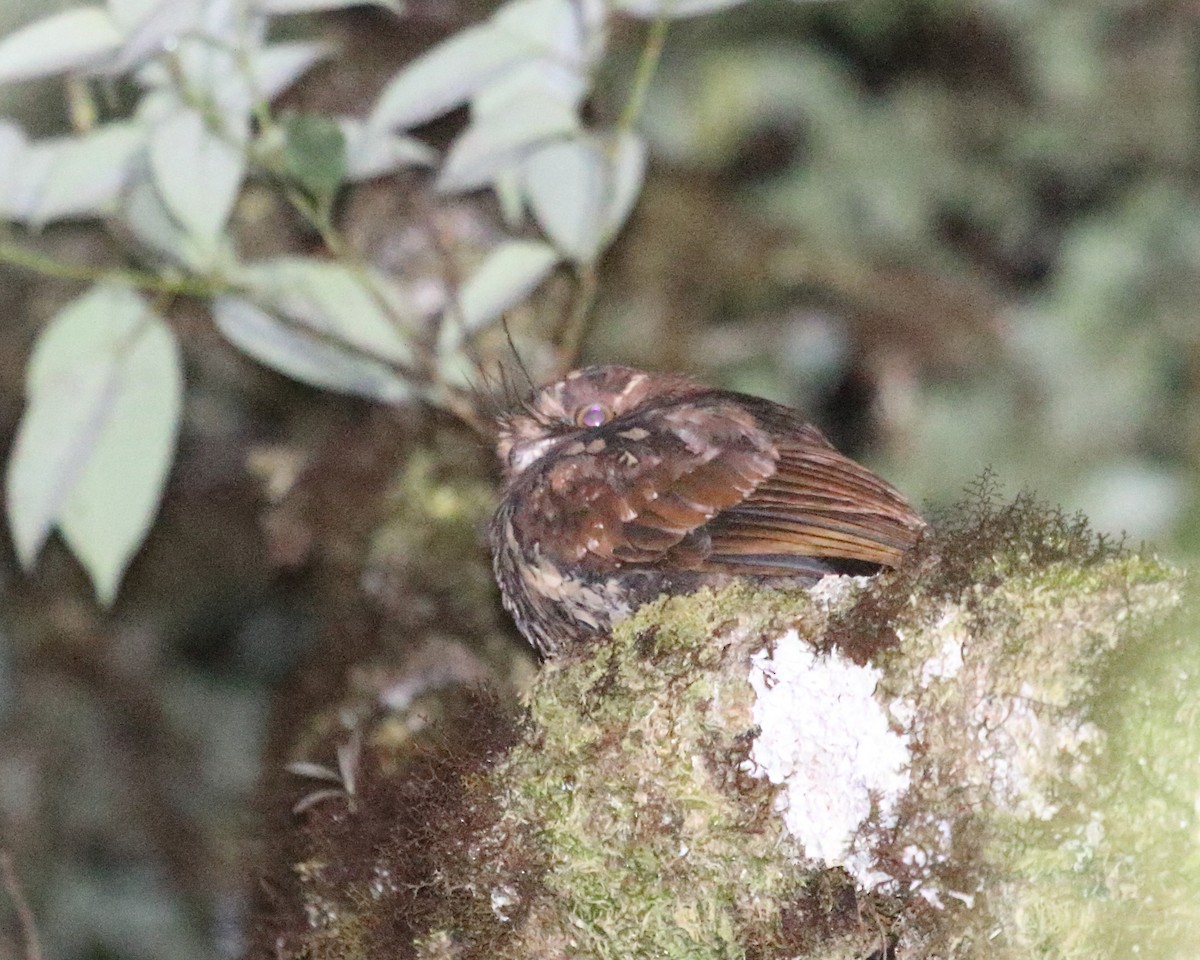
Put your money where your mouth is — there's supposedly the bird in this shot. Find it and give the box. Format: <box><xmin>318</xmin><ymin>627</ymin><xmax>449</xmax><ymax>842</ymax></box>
<box><xmin>489</xmin><ymin>365</ymin><xmax>924</xmax><ymax>657</ymax></box>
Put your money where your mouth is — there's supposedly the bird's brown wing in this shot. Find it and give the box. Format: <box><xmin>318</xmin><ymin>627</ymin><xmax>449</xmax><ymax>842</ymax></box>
<box><xmin>521</xmin><ymin>396</ymin><xmax>923</xmax><ymax>574</ymax></box>
<box><xmin>701</xmin><ymin>419</ymin><xmax>924</xmax><ymax>571</ymax></box>
<box><xmin>519</xmin><ymin>399</ymin><xmax>776</xmax><ymax>566</ymax></box>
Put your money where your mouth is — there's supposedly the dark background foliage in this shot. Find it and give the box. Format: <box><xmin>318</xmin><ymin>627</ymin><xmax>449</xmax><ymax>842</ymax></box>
<box><xmin>0</xmin><ymin>1</ymin><xmax>1196</xmax><ymax>958</ymax></box>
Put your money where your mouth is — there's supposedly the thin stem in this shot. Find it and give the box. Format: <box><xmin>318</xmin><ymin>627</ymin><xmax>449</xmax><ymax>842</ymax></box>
<box><xmin>0</xmin><ymin>850</ymin><xmax>44</xmax><ymax>960</ymax></box>
<box><xmin>552</xmin><ymin>10</ymin><xmax>669</xmax><ymax>367</ymax></box>
<box><xmin>0</xmin><ymin>242</ymin><xmax>217</xmax><ymax>298</ymax></box>
<box><xmin>557</xmin><ymin>264</ymin><xmax>599</xmax><ymax>368</ymax></box>
<box><xmin>618</xmin><ymin>9</ymin><xmax>670</xmax><ymax>132</ymax></box>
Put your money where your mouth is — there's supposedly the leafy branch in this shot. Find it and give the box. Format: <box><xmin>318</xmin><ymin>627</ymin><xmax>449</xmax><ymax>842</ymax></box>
<box><xmin>0</xmin><ymin>0</ymin><xmax>758</xmax><ymax>604</ymax></box>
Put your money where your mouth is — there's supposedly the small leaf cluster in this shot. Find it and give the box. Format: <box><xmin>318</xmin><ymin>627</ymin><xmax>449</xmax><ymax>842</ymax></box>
<box><xmin>0</xmin><ymin>0</ymin><xmax>757</xmax><ymax>603</ymax></box>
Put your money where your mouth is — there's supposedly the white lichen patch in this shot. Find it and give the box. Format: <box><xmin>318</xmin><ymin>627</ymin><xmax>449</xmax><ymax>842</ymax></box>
<box><xmin>973</xmin><ymin>686</ymin><xmax>1104</xmax><ymax>821</ymax></box>
<box><xmin>916</xmin><ymin>609</ymin><xmax>968</xmax><ymax>686</ymax></box>
<box><xmin>808</xmin><ymin>574</ymin><xmax>873</xmax><ymax>609</ymax></box>
<box><xmin>743</xmin><ymin>629</ymin><xmax>911</xmax><ymax>888</ymax></box>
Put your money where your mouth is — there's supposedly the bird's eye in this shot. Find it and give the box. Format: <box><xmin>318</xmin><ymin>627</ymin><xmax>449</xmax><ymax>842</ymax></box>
<box><xmin>576</xmin><ymin>403</ymin><xmax>609</xmax><ymax>428</ymax></box>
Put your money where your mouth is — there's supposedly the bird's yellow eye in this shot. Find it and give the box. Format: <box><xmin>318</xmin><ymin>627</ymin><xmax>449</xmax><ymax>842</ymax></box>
<box><xmin>576</xmin><ymin>402</ymin><xmax>610</xmax><ymax>428</ymax></box>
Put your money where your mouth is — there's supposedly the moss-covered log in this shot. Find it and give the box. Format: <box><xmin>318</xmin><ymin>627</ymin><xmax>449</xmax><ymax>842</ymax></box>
<box><xmin>251</xmin><ymin>492</ymin><xmax>1193</xmax><ymax>960</ymax></box>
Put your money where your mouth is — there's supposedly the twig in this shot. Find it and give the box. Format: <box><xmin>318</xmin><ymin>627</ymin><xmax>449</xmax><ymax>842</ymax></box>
<box><xmin>555</xmin><ymin>9</ymin><xmax>671</xmax><ymax>367</ymax></box>
<box><xmin>0</xmin><ymin>850</ymin><xmax>43</xmax><ymax>960</ymax></box>
<box><xmin>0</xmin><ymin>242</ymin><xmax>216</xmax><ymax>298</ymax></box>
<box><xmin>618</xmin><ymin>9</ymin><xmax>671</xmax><ymax>134</ymax></box>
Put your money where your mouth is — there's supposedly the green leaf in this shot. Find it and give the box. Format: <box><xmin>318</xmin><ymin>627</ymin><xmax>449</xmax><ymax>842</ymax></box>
<box><xmin>338</xmin><ymin>118</ymin><xmax>436</xmax><ymax>180</ymax></box>
<box><xmin>600</xmin><ymin>130</ymin><xmax>647</xmax><ymax>239</ymax></box>
<box><xmin>0</xmin><ymin>7</ymin><xmax>122</xmax><ymax>83</ymax></box>
<box><xmin>213</xmin><ymin>295</ymin><xmax>413</xmax><ymax>404</ymax></box>
<box><xmin>149</xmin><ymin>106</ymin><xmax>246</xmax><ymax>244</ymax></box>
<box><xmin>0</xmin><ymin>121</ymin><xmax>145</xmax><ymax>226</ymax></box>
<box><xmin>522</xmin><ymin>130</ymin><xmax>646</xmax><ymax>262</ymax></box>
<box><xmin>613</xmin><ymin>0</ymin><xmax>750</xmax><ymax>16</ymax></box>
<box><xmin>436</xmin><ymin>61</ymin><xmax>583</xmax><ymax>193</ymax></box>
<box><xmin>120</xmin><ymin>174</ymin><xmax>237</xmax><ymax>273</ymax></box>
<box><xmin>108</xmin><ymin>0</ymin><xmax>206</xmax><ymax>73</ymax></box>
<box><xmin>34</xmin><ymin>123</ymin><xmax>145</xmax><ymax>226</ymax></box>
<box><xmin>283</xmin><ymin>113</ymin><xmax>346</xmax><ymax>201</ymax></box>
<box><xmin>6</xmin><ymin>285</ymin><xmax>182</xmax><ymax>604</ymax></box>
<box><xmin>252</xmin><ymin>0</ymin><xmax>402</xmax><ymax>12</ymax></box>
<box><xmin>441</xmin><ymin>239</ymin><xmax>560</xmax><ymax>354</ymax></box>
<box><xmin>233</xmin><ymin>257</ymin><xmax>423</xmax><ymax>367</ymax></box>
<box><xmin>248</xmin><ymin>42</ymin><xmax>334</xmax><ymax>98</ymax></box>
<box><xmin>369</xmin><ymin>24</ymin><xmax>531</xmax><ymax>132</ymax></box>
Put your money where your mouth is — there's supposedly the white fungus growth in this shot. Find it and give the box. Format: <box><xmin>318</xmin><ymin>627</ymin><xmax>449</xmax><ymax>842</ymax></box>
<box><xmin>743</xmin><ymin>630</ymin><xmax>911</xmax><ymax>888</ymax></box>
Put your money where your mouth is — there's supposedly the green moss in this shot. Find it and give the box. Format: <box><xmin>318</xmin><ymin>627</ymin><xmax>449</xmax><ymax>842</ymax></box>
<box><xmin>989</xmin><ymin>581</ymin><xmax>1199</xmax><ymax>960</ymax></box>
<box><xmin>265</xmin><ymin>486</ymin><xmax>1192</xmax><ymax>960</ymax></box>
<box><xmin>494</xmin><ymin>582</ymin><xmax>879</xmax><ymax>960</ymax></box>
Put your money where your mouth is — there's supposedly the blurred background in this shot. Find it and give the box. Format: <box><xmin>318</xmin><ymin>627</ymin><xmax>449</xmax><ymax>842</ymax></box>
<box><xmin>0</xmin><ymin>0</ymin><xmax>1197</xmax><ymax>958</ymax></box>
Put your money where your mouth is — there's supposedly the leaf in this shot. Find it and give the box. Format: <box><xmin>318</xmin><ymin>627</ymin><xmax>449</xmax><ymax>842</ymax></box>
<box><xmin>0</xmin><ymin>8</ymin><xmax>122</xmax><ymax>83</ymax></box>
<box><xmin>283</xmin><ymin>113</ymin><xmax>346</xmax><ymax>201</ymax></box>
<box><xmin>493</xmin><ymin>0</ymin><xmax>605</xmax><ymax>63</ymax></box>
<box><xmin>612</xmin><ymin>0</ymin><xmax>750</xmax><ymax>16</ymax></box>
<box><xmin>337</xmin><ymin>118</ymin><xmax>436</xmax><ymax>181</ymax></box>
<box><xmin>0</xmin><ymin>122</ymin><xmax>145</xmax><ymax>226</ymax></box>
<box><xmin>252</xmin><ymin>0</ymin><xmax>401</xmax><ymax>12</ymax></box>
<box><xmin>437</xmin><ymin>103</ymin><xmax>578</xmax><ymax>193</ymax></box>
<box><xmin>213</xmin><ymin>295</ymin><xmax>413</xmax><ymax>404</ymax></box>
<box><xmin>0</xmin><ymin>122</ymin><xmax>30</xmax><ymax>216</ymax></box>
<box><xmin>600</xmin><ymin>130</ymin><xmax>647</xmax><ymax>238</ymax></box>
<box><xmin>521</xmin><ymin>131</ymin><xmax>646</xmax><ymax>262</ymax></box>
<box><xmin>436</xmin><ymin>60</ymin><xmax>583</xmax><ymax>193</ymax></box>
<box><xmin>368</xmin><ymin>24</ymin><xmax>531</xmax><ymax>132</ymax></box>
<box><xmin>108</xmin><ymin>0</ymin><xmax>206</xmax><ymax>73</ymax></box>
<box><xmin>226</xmin><ymin>256</ymin><xmax>429</xmax><ymax>388</ymax></box>
<box><xmin>6</xmin><ymin>285</ymin><xmax>182</xmax><ymax>604</ymax></box>
<box><xmin>173</xmin><ymin>37</ymin><xmax>254</xmax><ymax>138</ymax></box>
<box><xmin>522</xmin><ymin>137</ymin><xmax>602</xmax><ymax>261</ymax></box>
<box><xmin>119</xmin><ymin>174</ymin><xmax>237</xmax><ymax>273</ymax></box>
<box><xmin>441</xmin><ymin>240</ymin><xmax>559</xmax><ymax>354</ymax></box>
<box><xmin>31</xmin><ymin>122</ymin><xmax>145</xmax><ymax>226</ymax></box>
<box><xmin>149</xmin><ymin>106</ymin><xmax>246</xmax><ymax>244</ymax></box>
<box><xmin>247</xmin><ymin>41</ymin><xmax>333</xmax><ymax>99</ymax></box>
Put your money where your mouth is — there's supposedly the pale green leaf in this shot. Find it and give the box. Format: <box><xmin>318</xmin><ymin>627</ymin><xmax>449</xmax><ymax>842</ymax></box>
<box><xmin>108</xmin><ymin>0</ymin><xmax>166</xmax><ymax>28</ymax></box>
<box><xmin>441</xmin><ymin>240</ymin><xmax>559</xmax><ymax>354</ymax></box>
<box><xmin>252</xmin><ymin>0</ymin><xmax>401</xmax><ymax>11</ymax></box>
<box><xmin>0</xmin><ymin>122</ymin><xmax>144</xmax><ymax>226</ymax></box>
<box><xmin>522</xmin><ymin>136</ymin><xmax>604</xmax><ymax>262</ymax></box>
<box><xmin>522</xmin><ymin>131</ymin><xmax>645</xmax><ymax>262</ymax></box>
<box><xmin>32</xmin><ymin>122</ymin><xmax>145</xmax><ymax>226</ymax></box>
<box><xmin>119</xmin><ymin>175</ymin><xmax>237</xmax><ymax>273</ymax></box>
<box><xmin>109</xmin><ymin>0</ymin><xmax>205</xmax><ymax>72</ymax></box>
<box><xmin>213</xmin><ymin>295</ymin><xmax>413</xmax><ymax>404</ymax></box>
<box><xmin>337</xmin><ymin>118</ymin><xmax>435</xmax><ymax>181</ymax></box>
<box><xmin>437</xmin><ymin>62</ymin><xmax>584</xmax><ymax>193</ymax></box>
<box><xmin>0</xmin><ymin>122</ymin><xmax>30</xmax><ymax>216</ymax></box>
<box><xmin>369</xmin><ymin>24</ymin><xmax>530</xmax><ymax>132</ymax></box>
<box><xmin>492</xmin><ymin>0</ymin><xmax>603</xmax><ymax>67</ymax></box>
<box><xmin>0</xmin><ymin>8</ymin><xmax>122</xmax><ymax>83</ymax></box>
<box><xmin>493</xmin><ymin>167</ymin><xmax>526</xmax><ymax>228</ymax></box>
<box><xmin>248</xmin><ymin>42</ymin><xmax>333</xmax><ymax>98</ymax></box>
<box><xmin>600</xmin><ymin>130</ymin><xmax>647</xmax><ymax>239</ymax></box>
<box><xmin>6</xmin><ymin>285</ymin><xmax>182</xmax><ymax>604</ymax></box>
<box><xmin>173</xmin><ymin>37</ymin><xmax>254</xmax><ymax>138</ymax></box>
<box><xmin>437</xmin><ymin>104</ymin><xmax>578</xmax><ymax>193</ymax></box>
<box><xmin>149</xmin><ymin>106</ymin><xmax>246</xmax><ymax>244</ymax></box>
<box><xmin>613</xmin><ymin>0</ymin><xmax>750</xmax><ymax>16</ymax></box>
<box><xmin>235</xmin><ymin>258</ymin><xmax>422</xmax><ymax>367</ymax></box>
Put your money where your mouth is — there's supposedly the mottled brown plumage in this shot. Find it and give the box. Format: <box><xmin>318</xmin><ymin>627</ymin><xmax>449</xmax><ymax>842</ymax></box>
<box><xmin>490</xmin><ymin>365</ymin><xmax>924</xmax><ymax>656</ymax></box>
